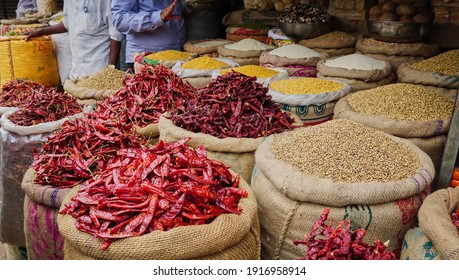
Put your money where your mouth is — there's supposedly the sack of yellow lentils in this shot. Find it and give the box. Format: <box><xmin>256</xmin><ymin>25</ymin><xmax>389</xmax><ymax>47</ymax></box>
<box><xmin>171</xmin><ymin>57</ymin><xmax>238</xmax><ymax>79</ymax></box>
<box><xmin>0</xmin><ymin>36</ymin><xmax>59</xmax><ymax>87</ymax></box>
<box><xmin>134</xmin><ymin>50</ymin><xmax>196</xmax><ymax>72</ymax></box>
<box><xmin>252</xmin><ymin>119</ymin><xmax>434</xmax><ymax>259</ymax></box>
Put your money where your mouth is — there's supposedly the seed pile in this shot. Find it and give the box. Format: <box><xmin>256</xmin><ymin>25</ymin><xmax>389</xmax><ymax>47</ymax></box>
<box><xmin>220</xmin><ymin>65</ymin><xmax>279</xmax><ymax>78</ymax></box>
<box><xmin>269</xmin><ymin>78</ymin><xmax>343</xmax><ymax>94</ymax></box>
<box><xmin>410</xmin><ymin>49</ymin><xmax>459</xmax><ymax>76</ymax></box>
<box><xmin>323</xmin><ymin>54</ymin><xmax>387</xmax><ymax>71</ymax></box>
<box><xmin>146</xmin><ymin>50</ymin><xmax>194</xmax><ymax>61</ymax></box>
<box><xmin>347</xmin><ymin>83</ymin><xmax>454</xmax><ymax>122</ymax></box>
<box><xmin>77</xmin><ymin>67</ymin><xmax>126</xmax><ymax>91</ymax></box>
<box><xmin>279</xmin><ymin>1</ymin><xmax>329</xmax><ymax>23</ymax></box>
<box><xmin>272</xmin><ymin>119</ymin><xmax>421</xmax><ymax>183</ymax></box>
<box><xmin>181</xmin><ymin>57</ymin><xmax>229</xmax><ymax>70</ymax></box>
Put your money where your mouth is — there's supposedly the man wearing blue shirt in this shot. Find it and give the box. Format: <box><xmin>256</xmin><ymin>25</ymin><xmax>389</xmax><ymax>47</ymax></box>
<box><xmin>111</xmin><ymin>0</ymin><xmax>186</xmax><ymax>68</ymax></box>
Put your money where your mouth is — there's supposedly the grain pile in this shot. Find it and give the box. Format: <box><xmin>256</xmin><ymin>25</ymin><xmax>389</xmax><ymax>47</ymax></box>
<box><xmin>217</xmin><ymin>38</ymin><xmax>275</xmax><ymax>66</ymax></box>
<box><xmin>183</xmin><ymin>39</ymin><xmax>232</xmax><ymax>57</ymax></box>
<box><xmin>76</xmin><ymin>67</ymin><xmax>125</xmax><ymax>91</ymax></box>
<box><xmin>299</xmin><ymin>31</ymin><xmax>358</xmax><ymax>57</ymax></box>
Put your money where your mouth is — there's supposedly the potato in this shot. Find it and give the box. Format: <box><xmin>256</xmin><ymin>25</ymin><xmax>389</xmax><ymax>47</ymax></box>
<box><xmin>399</xmin><ymin>15</ymin><xmax>412</xmax><ymax>22</ymax></box>
<box><xmin>379</xmin><ymin>12</ymin><xmax>398</xmax><ymax>21</ymax></box>
<box><xmin>274</xmin><ymin>1</ymin><xmax>285</xmax><ymax>11</ymax></box>
<box><xmin>412</xmin><ymin>11</ymin><xmax>432</xmax><ymax>23</ymax></box>
<box><xmin>382</xmin><ymin>1</ymin><xmax>396</xmax><ymax>13</ymax></box>
<box><xmin>369</xmin><ymin>4</ymin><xmax>383</xmax><ymax>16</ymax></box>
<box><xmin>396</xmin><ymin>3</ymin><xmax>417</xmax><ymax>17</ymax></box>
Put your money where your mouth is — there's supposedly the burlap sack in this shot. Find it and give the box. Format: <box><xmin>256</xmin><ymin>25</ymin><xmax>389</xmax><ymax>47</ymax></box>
<box><xmin>226</xmin><ymin>34</ymin><xmax>268</xmax><ymax>42</ymax></box>
<box><xmin>63</xmin><ymin>79</ymin><xmax>117</xmax><ymax>100</ymax></box>
<box><xmin>317</xmin><ymin>73</ymin><xmax>394</xmax><ymax>92</ymax></box>
<box><xmin>221</xmin><ymin>9</ymin><xmax>279</xmax><ymax>27</ymax></box>
<box><xmin>252</xmin><ymin>134</ymin><xmax>434</xmax><ymax>259</ymax></box>
<box><xmin>21</xmin><ymin>168</ymin><xmax>70</xmax><ymax>260</ymax></box>
<box><xmin>218</xmin><ymin>55</ymin><xmax>259</xmax><ymax>66</ymax></box>
<box><xmin>134</xmin><ymin>124</ymin><xmax>159</xmax><ymax>145</ymax></box>
<box><xmin>279</xmin><ymin>102</ymin><xmax>335</xmax><ymax>125</ymax></box>
<box><xmin>298</xmin><ymin>31</ymin><xmax>358</xmax><ymax>49</ymax></box>
<box><xmin>218</xmin><ymin>44</ymin><xmax>274</xmax><ymax>59</ymax></box>
<box><xmin>317</xmin><ymin>57</ymin><xmax>392</xmax><ymax>82</ymax></box>
<box><xmin>418</xmin><ymin>187</ymin><xmax>459</xmax><ymax>260</ymax></box>
<box><xmin>407</xmin><ymin>135</ymin><xmax>447</xmax><ymax>176</ymax></box>
<box><xmin>226</xmin><ymin>26</ymin><xmax>269</xmax><ymax>36</ymax></box>
<box><xmin>184</xmin><ymin>77</ymin><xmax>212</xmax><ymax>89</ymax></box>
<box><xmin>413</xmin><ymin>84</ymin><xmax>458</xmax><ymax>100</ymax></box>
<box><xmin>399</xmin><ymin>227</ymin><xmax>440</xmax><ymax>260</ymax></box>
<box><xmin>311</xmin><ymin>47</ymin><xmax>356</xmax><ymax>58</ymax></box>
<box><xmin>183</xmin><ymin>39</ymin><xmax>233</xmax><ymax>55</ymax></box>
<box><xmin>397</xmin><ymin>62</ymin><xmax>459</xmax><ymax>89</ymax></box>
<box><xmin>259</xmin><ymin>51</ymin><xmax>323</xmax><ymax>67</ymax></box>
<box><xmin>365</xmin><ymin>53</ymin><xmax>424</xmax><ymax>72</ymax></box>
<box><xmin>58</xmin><ymin>174</ymin><xmax>261</xmax><ymax>260</ymax></box>
<box><xmin>356</xmin><ymin>38</ymin><xmax>439</xmax><ymax>57</ymax></box>
<box><xmin>334</xmin><ymin>94</ymin><xmax>451</xmax><ymax>138</ymax></box>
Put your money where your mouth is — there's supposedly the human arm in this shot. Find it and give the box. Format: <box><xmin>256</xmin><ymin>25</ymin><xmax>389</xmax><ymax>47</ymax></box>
<box><xmin>109</xmin><ymin>39</ymin><xmax>121</xmax><ymax>67</ymax></box>
<box><xmin>24</xmin><ymin>22</ymin><xmax>67</xmax><ymax>41</ymax></box>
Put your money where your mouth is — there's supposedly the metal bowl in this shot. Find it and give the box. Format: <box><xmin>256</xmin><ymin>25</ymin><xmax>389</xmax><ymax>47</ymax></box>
<box><xmin>367</xmin><ymin>21</ymin><xmax>432</xmax><ymax>43</ymax></box>
<box><xmin>279</xmin><ymin>21</ymin><xmax>332</xmax><ymax>39</ymax></box>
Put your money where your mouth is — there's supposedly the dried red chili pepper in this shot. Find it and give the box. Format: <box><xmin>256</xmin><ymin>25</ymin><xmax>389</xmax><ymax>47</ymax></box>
<box><xmin>452</xmin><ymin>208</ymin><xmax>459</xmax><ymax>234</ymax></box>
<box><xmin>171</xmin><ymin>71</ymin><xmax>295</xmax><ymax>139</ymax></box>
<box><xmin>60</xmin><ymin>138</ymin><xmax>247</xmax><ymax>250</ymax></box>
<box><xmin>293</xmin><ymin>208</ymin><xmax>396</xmax><ymax>260</ymax></box>
<box><xmin>0</xmin><ymin>79</ymin><xmax>43</xmax><ymax>108</ymax></box>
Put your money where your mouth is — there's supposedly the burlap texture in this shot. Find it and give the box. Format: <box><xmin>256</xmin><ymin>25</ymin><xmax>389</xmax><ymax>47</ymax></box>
<box><xmin>399</xmin><ymin>227</ymin><xmax>440</xmax><ymax>260</ymax></box>
<box><xmin>218</xmin><ymin>55</ymin><xmax>260</xmax><ymax>66</ymax></box>
<box><xmin>333</xmin><ymin>94</ymin><xmax>451</xmax><ymax>138</ymax></box>
<box><xmin>259</xmin><ymin>51</ymin><xmax>323</xmax><ymax>67</ymax></box>
<box><xmin>365</xmin><ymin>53</ymin><xmax>424</xmax><ymax>72</ymax></box>
<box><xmin>134</xmin><ymin>123</ymin><xmax>159</xmax><ymax>145</ymax></box>
<box><xmin>317</xmin><ymin>57</ymin><xmax>392</xmax><ymax>82</ymax></box>
<box><xmin>406</xmin><ymin>135</ymin><xmax>447</xmax><ymax>175</ymax></box>
<box><xmin>58</xmin><ymin>174</ymin><xmax>261</xmax><ymax>260</ymax></box>
<box><xmin>280</xmin><ymin>102</ymin><xmax>335</xmax><ymax>125</ymax></box>
<box><xmin>184</xmin><ymin>77</ymin><xmax>212</xmax><ymax>89</ymax></box>
<box><xmin>21</xmin><ymin>168</ymin><xmax>71</xmax><ymax>260</ymax></box>
<box><xmin>298</xmin><ymin>32</ymin><xmax>358</xmax><ymax>49</ymax></box>
<box><xmin>311</xmin><ymin>47</ymin><xmax>356</xmax><ymax>58</ymax></box>
<box><xmin>418</xmin><ymin>187</ymin><xmax>459</xmax><ymax>260</ymax></box>
<box><xmin>356</xmin><ymin>39</ymin><xmax>439</xmax><ymax>57</ymax></box>
<box><xmin>63</xmin><ymin>79</ymin><xmax>117</xmax><ymax>100</ymax></box>
<box><xmin>252</xmin><ymin>135</ymin><xmax>434</xmax><ymax>259</ymax></box>
<box><xmin>183</xmin><ymin>39</ymin><xmax>233</xmax><ymax>55</ymax></box>
<box><xmin>226</xmin><ymin>34</ymin><xmax>268</xmax><ymax>42</ymax></box>
<box><xmin>397</xmin><ymin>63</ymin><xmax>459</xmax><ymax>89</ymax></box>
<box><xmin>317</xmin><ymin>73</ymin><xmax>394</xmax><ymax>92</ymax></box>
<box><xmin>218</xmin><ymin>44</ymin><xmax>274</xmax><ymax>59</ymax></box>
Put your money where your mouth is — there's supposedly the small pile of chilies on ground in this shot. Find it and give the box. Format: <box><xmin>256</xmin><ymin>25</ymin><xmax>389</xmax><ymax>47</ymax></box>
<box><xmin>171</xmin><ymin>71</ymin><xmax>295</xmax><ymax>138</ymax></box>
<box><xmin>294</xmin><ymin>208</ymin><xmax>396</xmax><ymax>260</ymax></box>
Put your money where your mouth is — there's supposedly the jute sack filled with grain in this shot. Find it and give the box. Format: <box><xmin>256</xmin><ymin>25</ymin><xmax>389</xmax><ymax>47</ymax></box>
<box><xmin>279</xmin><ymin>102</ymin><xmax>335</xmax><ymax>125</ymax></box>
<box><xmin>58</xmin><ymin>176</ymin><xmax>260</xmax><ymax>260</ymax></box>
<box><xmin>406</xmin><ymin>135</ymin><xmax>447</xmax><ymax>175</ymax></box>
<box><xmin>63</xmin><ymin>66</ymin><xmax>126</xmax><ymax>100</ymax></box>
<box><xmin>333</xmin><ymin>83</ymin><xmax>454</xmax><ymax>138</ymax></box>
<box><xmin>405</xmin><ymin>187</ymin><xmax>459</xmax><ymax>260</ymax></box>
<box><xmin>217</xmin><ymin>38</ymin><xmax>274</xmax><ymax>59</ymax></box>
<box><xmin>317</xmin><ymin>54</ymin><xmax>392</xmax><ymax>82</ymax></box>
<box><xmin>356</xmin><ymin>38</ymin><xmax>439</xmax><ymax>57</ymax></box>
<box><xmin>299</xmin><ymin>31</ymin><xmax>358</xmax><ymax>49</ymax></box>
<box><xmin>21</xmin><ymin>168</ymin><xmax>70</xmax><ymax>260</ymax></box>
<box><xmin>317</xmin><ymin>73</ymin><xmax>394</xmax><ymax>92</ymax></box>
<box><xmin>365</xmin><ymin>53</ymin><xmax>424</xmax><ymax>72</ymax></box>
<box><xmin>252</xmin><ymin>119</ymin><xmax>434</xmax><ymax>260</ymax></box>
<box><xmin>259</xmin><ymin>44</ymin><xmax>325</xmax><ymax>67</ymax></box>
<box><xmin>183</xmin><ymin>39</ymin><xmax>232</xmax><ymax>55</ymax></box>
<box><xmin>312</xmin><ymin>47</ymin><xmax>355</xmax><ymax>58</ymax></box>
<box><xmin>397</xmin><ymin>50</ymin><xmax>459</xmax><ymax>89</ymax></box>
<box><xmin>217</xmin><ymin>55</ymin><xmax>260</xmax><ymax>66</ymax></box>
<box><xmin>400</xmin><ymin>227</ymin><xmax>440</xmax><ymax>260</ymax></box>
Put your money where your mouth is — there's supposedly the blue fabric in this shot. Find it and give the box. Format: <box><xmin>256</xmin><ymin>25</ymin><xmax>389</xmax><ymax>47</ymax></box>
<box><xmin>111</xmin><ymin>0</ymin><xmax>186</xmax><ymax>63</ymax></box>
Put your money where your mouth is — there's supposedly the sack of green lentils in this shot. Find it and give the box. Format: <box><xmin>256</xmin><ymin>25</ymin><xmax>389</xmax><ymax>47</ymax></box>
<box><xmin>63</xmin><ymin>66</ymin><xmax>126</xmax><ymax>100</ymax></box>
<box><xmin>317</xmin><ymin>73</ymin><xmax>394</xmax><ymax>92</ymax></box>
<box><xmin>333</xmin><ymin>84</ymin><xmax>454</xmax><ymax>138</ymax></box>
<box><xmin>252</xmin><ymin>119</ymin><xmax>434</xmax><ymax>260</ymax></box>
<box><xmin>400</xmin><ymin>227</ymin><xmax>440</xmax><ymax>260</ymax></box>
<box><xmin>21</xmin><ymin>168</ymin><xmax>70</xmax><ymax>260</ymax></box>
<box><xmin>58</xmin><ymin>176</ymin><xmax>261</xmax><ymax>260</ymax></box>
<box><xmin>417</xmin><ymin>187</ymin><xmax>459</xmax><ymax>260</ymax></box>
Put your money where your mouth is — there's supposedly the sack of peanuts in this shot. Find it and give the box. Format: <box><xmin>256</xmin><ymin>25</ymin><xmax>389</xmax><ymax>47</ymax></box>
<box><xmin>397</xmin><ymin>50</ymin><xmax>459</xmax><ymax>89</ymax></box>
<box><xmin>252</xmin><ymin>119</ymin><xmax>434</xmax><ymax>259</ymax></box>
<box><xmin>299</xmin><ymin>31</ymin><xmax>358</xmax><ymax>57</ymax></box>
<box><xmin>267</xmin><ymin>77</ymin><xmax>351</xmax><ymax>124</ymax></box>
<box><xmin>63</xmin><ymin>66</ymin><xmax>127</xmax><ymax>100</ymax></box>
<box><xmin>21</xmin><ymin>168</ymin><xmax>70</xmax><ymax>260</ymax></box>
<box><xmin>401</xmin><ymin>187</ymin><xmax>459</xmax><ymax>260</ymax></box>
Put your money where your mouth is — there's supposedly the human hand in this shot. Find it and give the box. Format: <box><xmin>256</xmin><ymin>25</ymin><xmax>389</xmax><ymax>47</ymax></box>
<box><xmin>23</xmin><ymin>30</ymin><xmax>42</xmax><ymax>41</ymax></box>
<box><xmin>160</xmin><ymin>0</ymin><xmax>181</xmax><ymax>22</ymax></box>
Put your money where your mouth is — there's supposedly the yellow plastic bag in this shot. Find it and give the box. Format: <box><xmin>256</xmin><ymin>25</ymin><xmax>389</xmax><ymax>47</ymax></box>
<box><xmin>0</xmin><ymin>36</ymin><xmax>60</xmax><ymax>87</ymax></box>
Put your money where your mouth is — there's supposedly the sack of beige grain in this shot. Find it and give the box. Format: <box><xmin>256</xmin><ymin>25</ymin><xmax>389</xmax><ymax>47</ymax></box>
<box><xmin>252</xmin><ymin>119</ymin><xmax>434</xmax><ymax>260</ymax></box>
<box><xmin>317</xmin><ymin>73</ymin><xmax>395</xmax><ymax>92</ymax></box>
<box><xmin>401</xmin><ymin>187</ymin><xmax>459</xmax><ymax>260</ymax></box>
<box><xmin>412</xmin><ymin>84</ymin><xmax>458</xmax><ymax>100</ymax></box>
<box><xmin>356</xmin><ymin>38</ymin><xmax>439</xmax><ymax>57</ymax></box>
<box><xmin>183</xmin><ymin>39</ymin><xmax>232</xmax><ymax>56</ymax></box>
<box><xmin>63</xmin><ymin>66</ymin><xmax>127</xmax><ymax>100</ymax></box>
<box><xmin>298</xmin><ymin>31</ymin><xmax>358</xmax><ymax>57</ymax></box>
<box><xmin>364</xmin><ymin>53</ymin><xmax>424</xmax><ymax>72</ymax></box>
<box><xmin>259</xmin><ymin>44</ymin><xmax>326</xmax><ymax>68</ymax></box>
<box><xmin>217</xmin><ymin>38</ymin><xmax>275</xmax><ymax>66</ymax></box>
<box><xmin>58</xmin><ymin>176</ymin><xmax>261</xmax><ymax>260</ymax></box>
<box><xmin>397</xmin><ymin>50</ymin><xmax>459</xmax><ymax>89</ymax></box>
<box><xmin>400</xmin><ymin>227</ymin><xmax>440</xmax><ymax>260</ymax></box>
<box><xmin>311</xmin><ymin>47</ymin><xmax>355</xmax><ymax>58</ymax></box>
<box><xmin>21</xmin><ymin>168</ymin><xmax>70</xmax><ymax>260</ymax></box>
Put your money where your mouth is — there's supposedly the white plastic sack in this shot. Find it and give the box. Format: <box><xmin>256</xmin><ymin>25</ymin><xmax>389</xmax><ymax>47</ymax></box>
<box><xmin>171</xmin><ymin>58</ymin><xmax>239</xmax><ymax>78</ymax></box>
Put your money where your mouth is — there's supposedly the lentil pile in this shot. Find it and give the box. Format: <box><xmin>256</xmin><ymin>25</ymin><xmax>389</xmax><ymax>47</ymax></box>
<box><xmin>347</xmin><ymin>83</ymin><xmax>454</xmax><ymax>122</ymax></box>
<box><xmin>181</xmin><ymin>57</ymin><xmax>229</xmax><ymax>70</ymax></box>
<box><xmin>272</xmin><ymin>119</ymin><xmax>421</xmax><ymax>183</ymax></box>
<box><xmin>410</xmin><ymin>49</ymin><xmax>459</xmax><ymax>76</ymax></box>
<box><xmin>269</xmin><ymin>78</ymin><xmax>343</xmax><ymax>94</ymax></box>
<box><xmin>279</xmin><ymin>1</ymin><xmax>329</xmax><ymax>23</ymax></box>
<box><xmin>146</xmin><ymin>50</ymin><xmax>194</xmax><ymax>61</ymax></box>
<box><xmin>220</xmin><ymin>65</ymin><xmax>279</xmax><ymax>79</ymax></box>
<box><xmin>76</xmin><ymin>67</ymin><xmax>126</xmax><ymax>91</ymax></box>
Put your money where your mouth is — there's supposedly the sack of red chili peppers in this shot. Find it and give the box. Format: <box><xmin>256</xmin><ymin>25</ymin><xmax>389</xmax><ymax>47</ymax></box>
<box><xmin>57</xmin><ymin>140</ymin><xmax>260</xmax><ymax>260</ymax></box>
<box><xmin>401</xmin><ymin>187</ymin><xmax>459</xmax><ymax>260</ymax></box>
<box><xmin>251</xmin><ymin>120</ymin><xmax>434</xmax><ymax>259</ymax></box>
<box><xmin>20</xmin><ymin>168</ymin><xmax>70</xmax><ymax>260</ymax></box>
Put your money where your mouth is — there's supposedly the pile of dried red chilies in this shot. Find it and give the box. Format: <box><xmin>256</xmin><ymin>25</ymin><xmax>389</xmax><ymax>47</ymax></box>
<box><xmin>95</xmin><ymin>64</ymin><xmax>196</xmax><ymax>128</ymax></box>
<box><xmin>293</xmin><ymin>208</ymin><xmax>396</xmax><ymax>260</ymax></box>
<box><xmin>171</xmin><ymin>71</ymin><xmax>295</xmax><ymax>138</ymax></box>
<box><xmin>32</xmin><ymin>113</ymin><xmax>146</xmax><ymax>188</ymax></box>
<box><xmin>8</xmin><ymin>87</ymin><xmax>82</xmax><ymax>126</ymax></box>
<box><xmin>60</xmin><ymin>138</ymin><xmax>246</xmax><ymax>250</ymax></box>
<box><xmin>452</xmin><ymin>208</ymin><xmax>459</xmax><ymax>234</ymax></box>
<box><xmin>0</xmin><ymin>79</ymin><xmax>43</xmax><ymax>107</ymax></box>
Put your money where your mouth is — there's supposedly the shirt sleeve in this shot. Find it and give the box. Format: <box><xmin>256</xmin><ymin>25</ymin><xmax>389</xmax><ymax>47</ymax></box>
<box><xmin>104</xmin><ymin>0</ymin><xmax>123</xmax><ymax>41</ymax></box>
<box><xmin>111</xmin><ymin>0</ymin><xmax>165</xmax><ymax>35</ymax></box>
<box><xmin>62</xmin><ymin>2</ymin><xmax>69</xmax><ymax>30</ymax></box>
